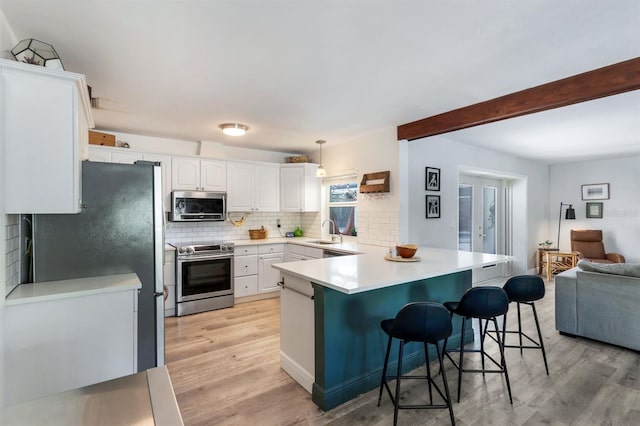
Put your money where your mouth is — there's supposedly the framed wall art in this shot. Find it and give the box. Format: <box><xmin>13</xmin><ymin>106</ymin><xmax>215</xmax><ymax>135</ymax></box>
<box><xmin>586</xmin><ymin>202</ymin><xmax>603</xmax><ymax>219</ymax></box>
<box><xmin>425</xmin><ymin>167</ymin><xmax>440</xmax><ymax>191</ymax></box>
<box><xmin>581</xmin><ymin>183</ymin><xmax>609</xmax><ymax>200</ymax></box>
<box><xmin>426</xmin><ymin>195</ymin><xmax>440</xmax><ymax>219</ymax></box>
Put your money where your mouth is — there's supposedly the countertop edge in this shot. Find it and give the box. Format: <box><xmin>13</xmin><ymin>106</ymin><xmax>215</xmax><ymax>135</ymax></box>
<box><xmin>147</xmin><ymin>366</ymin><xmax>184</xmax><ymax>426</ymax></box>
<box><xmin>5</xmin><ymin>273</ymin><xmax>142</xmax><ymax>305</ymax></box>
<box><xmin>273</xmin><ymin>248</ymin><xmax>515</xmax><ymax>295</ymax></box>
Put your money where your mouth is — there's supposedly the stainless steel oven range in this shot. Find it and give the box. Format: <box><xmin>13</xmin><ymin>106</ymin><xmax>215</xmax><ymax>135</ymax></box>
<box><xmin>175</xmin><ymin>241</ymin><xmax>234</xmax><ymax>316</ymax></box>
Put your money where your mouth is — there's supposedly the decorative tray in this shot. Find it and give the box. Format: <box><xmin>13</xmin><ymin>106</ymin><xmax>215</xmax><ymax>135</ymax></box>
<box><xmin>384</xmin><ymin>255</ymin><xmax>421</xmax><ymax>262</ymax></box>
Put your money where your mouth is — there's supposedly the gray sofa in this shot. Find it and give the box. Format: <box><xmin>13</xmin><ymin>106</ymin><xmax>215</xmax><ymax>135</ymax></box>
<box><xmin>555</xmin><ymin>260</ymin><xmax>640</xmax><ymax>351</ymax></box>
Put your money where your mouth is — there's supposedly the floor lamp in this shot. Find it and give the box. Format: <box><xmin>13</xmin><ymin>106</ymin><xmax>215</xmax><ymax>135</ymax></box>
<box><xmin>557</xmin><ymin>202</ymin><xmax>576</xmax><ymax>250</ymax></box>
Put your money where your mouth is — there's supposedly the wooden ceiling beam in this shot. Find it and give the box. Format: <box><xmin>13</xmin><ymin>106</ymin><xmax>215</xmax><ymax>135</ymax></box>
<box><xmin>397</xmin><ymin>57</ymin><xmax>640</xmax><ymax>141</ymax></box>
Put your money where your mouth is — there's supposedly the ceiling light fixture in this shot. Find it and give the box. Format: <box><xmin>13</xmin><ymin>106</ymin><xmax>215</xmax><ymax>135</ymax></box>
<box><xmin>219</xmin><ymin>123</ymin><xmax>249</xmax><ymax>136</ymax></box>
<box><xmin>315</xmin><ymin>140</ymin><xmax>327</xmax><ymax>177</ymax></box>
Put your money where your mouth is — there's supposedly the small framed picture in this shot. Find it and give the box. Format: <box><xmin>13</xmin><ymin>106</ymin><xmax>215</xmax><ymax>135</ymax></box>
<box><xmin>581</xmin><ymin>183</ymin><xmax>609</xmax><ymax>200</ymax></box>
<box><xmin>426</xmin><ymin>195</ymin><xmax>440</xmax><ymax>219</ymax></box>
<box><xmin>586</xmin><ymin>202</ymin><xmax>603</xmax><ymax>219</ymax></box>
<box><xmin>425</xmin><ymin>167</ymin><xmax>440</xmax><ymax>191</ymax></box>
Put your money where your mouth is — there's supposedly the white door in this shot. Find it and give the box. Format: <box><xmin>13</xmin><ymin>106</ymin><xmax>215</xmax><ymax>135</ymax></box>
<box><xmin>254</xmin><ymin>165</ymin><xmax>280</xmax><ymax>212</ymax></box>
<box><xmin>111</xmin><ymin>151</ymin><xmax>144</xmax><ymax>164</ymax></box>
<box><xmin>200</xmin><ymin>159</ymin><xmax>227</xmax><ymax>192</ymax></box>
<box><xmin>258</xmin><ymin>253</ymin><xmax>284</xmax><ymax>293</ymax></box>
<box><xmin>459</xmin><ymin>175</ymin><xmax>505</xmax><ymax>283</ymax></box>
<box><xmin>172</xmin><ymin>157</ymin><xmax>201</xmax><ymax>190</ymax></box>
<box><xmin>88</xmin><ymin>147</ymin><xmax>111</xmax><ymax>162</ymax></box>
<box><xmin>227</xmin><ymin>162</ymin><xmax>255</xmax><ymax>211</ymax></box>
<box><xmin>280</xmin><ymin>166</ymin><xmax>304</xmax><ymax>212</ymax></box>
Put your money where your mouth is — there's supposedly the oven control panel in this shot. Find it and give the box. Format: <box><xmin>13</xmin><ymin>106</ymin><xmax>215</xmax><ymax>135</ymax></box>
<box><xmin>176</xmin><ymin>242</ymin><xmax>234</xmax><ymax>256</ymax></box>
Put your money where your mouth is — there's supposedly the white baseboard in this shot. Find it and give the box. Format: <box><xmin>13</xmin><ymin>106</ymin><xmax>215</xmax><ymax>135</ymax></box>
<box><xmin>280</xmin><ymin>351</ymin><xmax>314</xmax><ymax>394</ymax></box>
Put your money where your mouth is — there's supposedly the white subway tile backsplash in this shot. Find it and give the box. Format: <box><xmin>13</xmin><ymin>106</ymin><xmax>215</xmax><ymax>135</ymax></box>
<box><xmin>5</xmin><ymin>214</ymin><xmax>21</xmax><ymax>295</ymax></box>
<box><xmin>165</xmin><ymin>212</ymin><xmax>306</xmax><ymax>245</ymax></box>
<box><xmin>356</xmin><ymin>209</ymin><xmax>399</xmax><ymax>247</ymax></box>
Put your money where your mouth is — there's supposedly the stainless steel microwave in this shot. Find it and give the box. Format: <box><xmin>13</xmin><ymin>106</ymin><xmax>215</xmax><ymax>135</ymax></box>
<box><xmin>169</xmin><ymin>191</ymin><xmax>226</xmax><ymax>222</ymax></box>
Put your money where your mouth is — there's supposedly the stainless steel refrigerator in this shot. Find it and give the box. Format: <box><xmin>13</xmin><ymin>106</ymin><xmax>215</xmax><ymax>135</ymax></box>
<box><xmin>32</xmin><ymin>160</ymin><xmax>165</xmax><ymax>371</ymax></box>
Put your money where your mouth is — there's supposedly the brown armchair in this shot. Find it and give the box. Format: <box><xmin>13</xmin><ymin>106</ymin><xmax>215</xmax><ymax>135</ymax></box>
<box><xmin>570</xmin><ymin>229</ymin><xmax>625</xmax><ymax>264</ymax></box>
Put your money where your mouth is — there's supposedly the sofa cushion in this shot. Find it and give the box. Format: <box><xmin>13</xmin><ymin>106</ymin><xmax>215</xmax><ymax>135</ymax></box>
<box><xmin>577</xmin><ymin>259</ymin><xmax>640</xmax><ymax>278</ymax></box>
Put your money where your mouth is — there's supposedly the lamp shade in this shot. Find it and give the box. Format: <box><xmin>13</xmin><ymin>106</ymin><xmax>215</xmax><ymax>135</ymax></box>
<box><xmin>565</xmin><ymin>205</ymin><xmax>576</xmax><ymax>220</ymax></box>
<box><xmin>11</xmin><ymin>39</ymin><xmax>64</xmax><ymax>70</ymax></box>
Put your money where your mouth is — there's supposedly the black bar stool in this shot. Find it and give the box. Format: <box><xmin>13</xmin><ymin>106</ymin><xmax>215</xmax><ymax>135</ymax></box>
<box><xmin>443</xmin><ymin>286</ymin><xmax>512</xmax><ymax>404</ymax></box>
<box><xmin>377</xmin><ymin>302</ymin><xmax>455</xmax><ymax>426</ymax></box>
<box><xmin>492</xmin><ymin>275</ymin><xmax>549</xmax><ymax>375</ymax></box>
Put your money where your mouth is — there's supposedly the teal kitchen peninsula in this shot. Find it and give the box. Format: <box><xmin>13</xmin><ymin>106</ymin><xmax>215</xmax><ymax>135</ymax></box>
<box><xmin>272</xmin><ymin>244</ymin><xmax>513</xmax><ymax>410</ymax></box>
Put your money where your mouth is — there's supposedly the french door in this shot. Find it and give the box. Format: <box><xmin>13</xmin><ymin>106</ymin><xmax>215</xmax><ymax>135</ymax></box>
<box><xmin>459</xmin><ymin>175</ymin><xmax>505</xmax><ymax>283</ymax></box>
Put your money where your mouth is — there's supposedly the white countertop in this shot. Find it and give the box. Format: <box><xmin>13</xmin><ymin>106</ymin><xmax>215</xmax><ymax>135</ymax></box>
<box><xmin>2</xmin><ymin>366</ymin><xmax>183</xmax><ymax>426</ymax></box>
<box><xmin>233</xmin><ymin>236</ymin><xmax>360</xmax><ymax>253</ymax></box>
<box><xmin>5</xmin><ymin>273</ymin><xmax>142</xmax><ymax>305</ymax></box>
<box><xmin>273</xmin><ymin>244</ymin><xmax>514</xmax><ymax>294</ymax></box>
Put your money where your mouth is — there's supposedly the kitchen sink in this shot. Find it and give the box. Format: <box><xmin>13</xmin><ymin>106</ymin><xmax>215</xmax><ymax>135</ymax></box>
<box><xmin>307</xmin><ymin>240</ymin><xmax>339</xmax><ymax>245</ymax></box>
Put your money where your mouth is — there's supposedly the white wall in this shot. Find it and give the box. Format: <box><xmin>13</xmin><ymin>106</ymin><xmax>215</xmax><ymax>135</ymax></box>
<box><xmin>0</xmin><ymin>8</ymin><xmax>16</xmax><ymax>59</ymax></box>
<box><xmin>404</xmin><ymin>134</ymin><xmax>550</xmax><ymax>273</ymax></box>
<box><xmin>314</xmin><ymin>127</ymin><xmax>400</xmax><ymax>246</ymax></box>
<box><xmin>549</xmin><ymin>155</ymin><xmax>640</xmax><ymax>262</ymax></box>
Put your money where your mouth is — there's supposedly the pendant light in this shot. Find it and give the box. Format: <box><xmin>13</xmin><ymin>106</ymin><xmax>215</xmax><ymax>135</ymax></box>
<box><xmin>315</xmin><ymin>140</ymin><xmax>327</xmax><ymax>177</ymax></box>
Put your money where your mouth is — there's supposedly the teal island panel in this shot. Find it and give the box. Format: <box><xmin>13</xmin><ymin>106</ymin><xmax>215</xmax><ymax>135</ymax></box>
<box><xmin>311</xmin><ymin>270</ymin><xmax>472</xmax><ymax>410</ymax></box>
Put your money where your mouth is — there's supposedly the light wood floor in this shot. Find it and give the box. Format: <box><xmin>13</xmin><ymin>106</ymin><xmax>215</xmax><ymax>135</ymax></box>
<box><xmin>165</xmin><ymin>279</ymin><xmax>640</xmax><ymax>425</ymax></box>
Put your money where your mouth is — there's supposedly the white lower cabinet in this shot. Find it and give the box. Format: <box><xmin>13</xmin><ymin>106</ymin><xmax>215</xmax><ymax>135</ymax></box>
<box><xmin>279</xmin><ymin>273</ymin><xmax>315</xmax><ymax>392</ymax></box>
<box><xmin>258</xmin><ymin>244</ymin><xmax>285</xmax><ymax>293</ymax></box>
<box><xmin>4</xmin><ymin>277</ymin><xmax>138</xmax><ymax>406</ymax></box>
<box><xmin>164</xmin><ymin>249</ymin><xmax>176</xmax><ymax>317</ymax></box>
<box><xmin>286</xmin><ymin>243</ymin><xmax>323</xmax><ymax>261</ymax></box>
<box><xmin>234</xmin><ymin>244</ymin><xmax>285</xmax><ymax>300</ymax></box>
<box><xmin>235</xmin><ymin>275</ymin><xmax>258</xmax><ymax>298</ymax></box>
<box><xmin>234</xmin><ymin>245</ymin><xmax>258</xmax><ymax>300</ymax></box>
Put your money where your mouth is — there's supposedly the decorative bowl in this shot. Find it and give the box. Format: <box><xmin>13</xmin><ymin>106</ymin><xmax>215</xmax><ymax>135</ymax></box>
<box><xmin>396</xmin><ymin>244</ymin><xmax>418</xmax><ymax>258</ymax></box>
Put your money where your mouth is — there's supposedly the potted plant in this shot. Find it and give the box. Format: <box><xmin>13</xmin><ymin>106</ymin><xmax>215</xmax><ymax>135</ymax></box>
<box><xmin>538</xmin><ymin>240</ymin><xmax>553</xmax><ymax>250</ymax></box>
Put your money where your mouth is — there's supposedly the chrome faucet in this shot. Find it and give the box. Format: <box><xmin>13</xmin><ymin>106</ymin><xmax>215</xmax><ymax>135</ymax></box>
<box><xmin>322</xmin><ymin>219</ymin><xmax>342</xmax><ymax>243</ymax></box>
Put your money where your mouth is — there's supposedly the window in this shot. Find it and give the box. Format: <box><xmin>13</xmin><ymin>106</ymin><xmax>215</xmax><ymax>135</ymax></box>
<box><xmin>328</xmin><ymin>182</ymin><xmax>358</xmax><ymax>236</ymax></box>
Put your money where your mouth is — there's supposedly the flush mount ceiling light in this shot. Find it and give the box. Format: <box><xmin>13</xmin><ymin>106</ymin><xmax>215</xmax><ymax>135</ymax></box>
<box><xmin>315</xmin><ymin>139</ymin><xmax>327</xmax><ymax>177</ymax></box>
<box><xmin>219</xmin><ymin>123</ymin><xmax>249</xmax><ymax>136</ymax></box>
<box><xmin>10</xmin><ymin>38</ymin><xmax>64</xmax><ymax>70</ymax></box>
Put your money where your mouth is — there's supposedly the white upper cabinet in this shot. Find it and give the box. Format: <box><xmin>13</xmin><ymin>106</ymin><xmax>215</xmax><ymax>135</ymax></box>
<box><xmin>142</xmin><ymin>153</ymin><xmax>173</xmax><ymax>212</ymax></box>
<box><xmin>280</xmin><ymin>163</ymin><xmax>320</xmax><ymax>212</ymax></box>
<box><xmin>255</xmin><ymin>164</ymin><xmax>280</xmax><ymax>211</ymax></box>
<box><xmin>111</xmin><ymin>151</ymin><xmax>144</xmax><ymax>164</ymax></box>
<box><xmin>172</xmin><ymin>157</ymin><xmax>226</xmax><ymax>192</ymax></box>
<box><xmin>1</xmin><ymin>58</ymin><xmax>94</xmax><ymax>213</ymax></box>
<box><xmin>87</xmin><ymin>146</ymin><xmax>173</xmax><ymax>212</ymax></box>
<box><xmin>227</xmin><ymin>161</ymin><xmax>280</xmax><ymax>212</ymax></box>
<box><xmin>87</xmin><ymin>147</ymin><xmax>111</xmax><ymax>162</ymax></box>
<box><xmin>200</xmin><ymin>159</ymin><xmax>227</xmax><ymax>191</ymax></box>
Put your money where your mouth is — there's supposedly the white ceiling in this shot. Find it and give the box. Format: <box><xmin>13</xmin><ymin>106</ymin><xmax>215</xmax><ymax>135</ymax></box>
<box><xmin>1</xmin><ymin>1</ymin><xmax>639</xmax><ymax>162</ymax></box>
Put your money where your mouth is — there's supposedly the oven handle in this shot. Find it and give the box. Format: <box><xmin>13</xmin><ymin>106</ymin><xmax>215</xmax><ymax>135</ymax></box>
<box><xmin>177</xmin><ymin>253</ymin><xmax>234</xmax><ymax>261</ymax></box>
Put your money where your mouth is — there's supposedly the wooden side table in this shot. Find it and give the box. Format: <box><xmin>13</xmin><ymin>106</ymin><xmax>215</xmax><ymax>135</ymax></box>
<box><xmin>537</xmin><ymin>248</ymin><xmax>558</xmax><ymax>274</ymax></box>
<box><xmin>541</xmin><ymin>251</ymin><xmax>578</xmax><ymax>281</ymax></box>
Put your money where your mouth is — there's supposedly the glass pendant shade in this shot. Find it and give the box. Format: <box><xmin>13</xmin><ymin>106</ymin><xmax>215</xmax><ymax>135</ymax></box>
<box><xmin>315</xmin><ymin>139</ymin><xmax>327</xmax><ymax>177</ymax></box>
<box><xmin>11</xmin><ymin>39</ymin><xmax>64</xmax><ymax>70</ymax></box>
